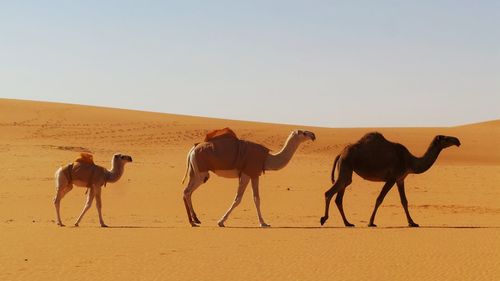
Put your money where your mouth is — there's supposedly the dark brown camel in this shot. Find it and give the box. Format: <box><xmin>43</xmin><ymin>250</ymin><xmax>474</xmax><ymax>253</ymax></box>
<box><xmin>320</xmin><ymin>132</ymin><xmax>460</xmax><ymax>227</ymax></box>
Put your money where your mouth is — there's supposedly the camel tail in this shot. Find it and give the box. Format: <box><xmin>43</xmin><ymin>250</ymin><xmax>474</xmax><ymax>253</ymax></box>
<box><xmin>182</xmin><ymin>145</ymin><xmax>196</xmax><ymax>184</ymax></box>
<box><xmin>331</xmin><ymin>154</ymin><xmax>340</xmax><ymax>184</ymax></box>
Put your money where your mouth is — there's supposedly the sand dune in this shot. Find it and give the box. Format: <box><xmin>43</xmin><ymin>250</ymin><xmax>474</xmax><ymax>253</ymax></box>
<box><xmin>1</xmin><ymin>98</ymin><xmax>499</xmax><ymax>281</ymax></box>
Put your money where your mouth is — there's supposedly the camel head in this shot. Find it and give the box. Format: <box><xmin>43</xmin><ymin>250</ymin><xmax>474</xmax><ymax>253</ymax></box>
<box><xmin>433</xmin><ymin>135</ymin><xmax>461</xmax><ymax>149</ymax></box>
<box><xmin>113</xmin><ymin>153</ymin><xmax>133</xmax><ymax>165</ymax></box>
<box><xmin>292</xmin><ymin>130</ymin><xmax>316</xmax><ymax>143</ymax></box>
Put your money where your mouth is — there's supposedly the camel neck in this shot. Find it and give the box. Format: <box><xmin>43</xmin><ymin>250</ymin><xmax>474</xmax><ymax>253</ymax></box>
<box><xmin>107</xmin><ymin>159</ymin><xmax>125</xmax><ymax>183</ymax></box>
<box><xmin>264</xmin><ymin>134</ymin><xmax>301</xmax><ymax>171</ymax></box>
<box><xmin>410</xmin><ymin>142</ymin><xmax>442</xmax><ymax>174</ymax></box>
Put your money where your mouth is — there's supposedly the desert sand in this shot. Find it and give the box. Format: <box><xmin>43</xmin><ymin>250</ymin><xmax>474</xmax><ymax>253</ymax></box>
<box><xmin>0</xmin><ymin>98</ymin><xmax>499</xmax><ymax>281</ymax></box>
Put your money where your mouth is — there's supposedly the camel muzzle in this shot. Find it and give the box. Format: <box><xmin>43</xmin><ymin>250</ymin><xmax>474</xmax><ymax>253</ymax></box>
<box><xmin>305</xmin><ymin>131</ymin><xmax>316</xmax><ymax>141</ymax></box>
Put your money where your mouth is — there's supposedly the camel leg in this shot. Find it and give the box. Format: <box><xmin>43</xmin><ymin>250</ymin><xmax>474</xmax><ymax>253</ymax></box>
<box><xmin>74</xmin><ymin>188</ymin><xmax>95</xmax><ymax>227</ymax></box>
<box><xmin>217</xmin><ymin>174</ymin><xmax>250</xmax><ymax>227</ymax></box>
<box><xmin>335</xmin><ymin>189</ymin><xmax>354</xmax><ymax>227</ymax></box>
<box><xmin>320</xmin><ymin>181</ymin><xmax>347</xmax><ymax>226</ymax></box>
<box><xmin>187</xmin><ymin>175</ymin><xmax>205</xmax><ymax>226</ymax></box>
<box><xmin>94</xmin><ymin>187</ymin><xmax>107</xmax><ymax>227</ymax></box>
<box><xmin>182</xmin><ymin>196</ymin><xmax>194</xmax><ymax>226</ymax></box>
<box><xmin>368</xmin><ymin>180</ymin><xmax>396</xmax><ymax>227</ymax></box>
<box><xmin>188</xmin><ymin>178</ymin><xmax>204</xmax><ymax>225</ymax></box>
<box><xmin>183</xmin><ymin>173</ymin><xmax>205</xmax><ymax>227</ymax></box>
<box><xmin>190</xmin><ymin>204</ymin><xmax>202</xmax><ymax>225</ymax></box>
<box><xmin>396</xmin><ymin>180</ymin><xmax>419</xmax><ymax>227</ymax></box>
<box><xmin>250</xmin><ymin>177</ymin><xmax>270</xmax><ymax>228</ymax></box>
<box><xmin>53</xmin><ymin>185</ymin><xmax>72</xmax><ymax>227</ymax></box>
<box><xmin>321</xmin><ymin>163</ymin><xmax>352</xmax><ymax>226</ymax></box>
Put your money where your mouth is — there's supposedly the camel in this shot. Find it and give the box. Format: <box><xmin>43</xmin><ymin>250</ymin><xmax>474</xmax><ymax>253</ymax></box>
<box><xmin>53</xmin><ymin>153</ymin><xmax>133</xmax><ymax>227</ymax></box>
<box><xmin>182</xmin><ymin>128</ymin><xmax>316</xmax><ymax>227</ymax></box>
<box><xmin>320</xmin><ymin>132</ymin><xmax>460</xmax><ymax>227</ymax></box>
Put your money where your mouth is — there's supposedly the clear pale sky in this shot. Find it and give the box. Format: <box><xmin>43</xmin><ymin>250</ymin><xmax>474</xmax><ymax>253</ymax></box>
<box><xmin>1</xmin><ymin>1</ymin><xmax>499</xmax><ymax>127</ymax></box>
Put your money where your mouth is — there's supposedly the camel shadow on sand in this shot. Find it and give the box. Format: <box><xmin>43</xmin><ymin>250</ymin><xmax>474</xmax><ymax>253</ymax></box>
<box><xmin>72</xmin><ymin>225</ymin><xmax>500</xmax><ymax>229</ymax></box>
<box><xmin>213</xmin><ymin>225</ymin><xmax>500</xmax><ymax>230</ymax></box>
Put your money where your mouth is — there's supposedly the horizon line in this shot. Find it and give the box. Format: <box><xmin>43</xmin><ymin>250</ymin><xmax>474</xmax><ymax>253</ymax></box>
<box><xmin>2</xmin><ymin>97</ymin><xmax>498</xmax><ymax>129</ymax></box>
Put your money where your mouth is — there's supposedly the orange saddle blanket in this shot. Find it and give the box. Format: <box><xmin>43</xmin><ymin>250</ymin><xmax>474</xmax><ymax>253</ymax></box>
<box><xmin>62</xmin><ymin>153</ymin><xmax>105</xmax><ymax>187</ymax></box>
<box><xmin>74</xmin><ymin>153</ymin><xmax>95</xmax><ymax>165</ymax></box>
<box><xmin>195</xmin><ymin>128</ymin><xmax>269</xmax><ymax>178</ymax></box>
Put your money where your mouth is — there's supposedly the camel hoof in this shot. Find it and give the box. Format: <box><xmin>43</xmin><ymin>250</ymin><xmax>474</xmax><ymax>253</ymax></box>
<box><xmin>345</xmin><ymin>223</ymin><xmax>355</xmax><ymax>227</ymax></box>
<box><xmin>320</xmin><ymin>216</ymin><xmax>328</xmax><ymax>226</ymax></box>
<box><xmin>217</xmin><ymin>221</ymin><xmax>225</xmax><ymax>227</ymax></box>
<box><xmin>57</xmin><ymin>222</ymin><xmax>65</xmax><ymax>227</ymax></box>
<box><xmin>409</xmin><ymin>223</ymin><xmax>420</xmax><ymax>227</ymax></box>
<box><xmin>260</xmin><ymin>223</ymin><xmax>271</xmax><ymax>228</ymax></box>
<box><xmin>193</xmin><ymin>218</ymin><xmax>201</xmax><ymax>224</ymax></box>
<box><xmin>100</xmin><ymin>224</ymin><xmax>108</xmax><ymax>228</ymax></box>
<box><xmin>368</xmin><ymin>223</ymin><xmax>377</xmax><ymax>227</ymax></box>
<box><xmin>74</xmin><ymin>223</ymin><xmax>79</xmax><ymax>227</ymax></box>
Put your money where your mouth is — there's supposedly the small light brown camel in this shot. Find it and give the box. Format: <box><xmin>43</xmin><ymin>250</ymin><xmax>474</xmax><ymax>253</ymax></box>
<box><xmin>53</xmin><ymin>153</ymin><xmax>133</xmax><ymax>227</ymax></box>
<box><xmin>320</xmin><ymin>132</ymin><xmax>460</xmax><ymax>227</ymax></box>
<box><xmin>182</xmin><ymin>129</ymin><xmax>316</xmax><ymax>227</ymax></box>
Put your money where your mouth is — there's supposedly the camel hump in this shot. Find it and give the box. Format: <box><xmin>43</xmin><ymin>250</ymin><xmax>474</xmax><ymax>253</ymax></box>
<box><xmin>360</xmin><ymin>132</ymin><xmax>388</xmax><ymax>143</ymax></box>
<box><xmin>74</xmin><ymin>152</ymin><xmax>95</xmax><ymax>165</ymax></box>
<box><xmin>204</xmin><ymin>128</ymin><xmax>238</xmax><ymax>142</ymax></box>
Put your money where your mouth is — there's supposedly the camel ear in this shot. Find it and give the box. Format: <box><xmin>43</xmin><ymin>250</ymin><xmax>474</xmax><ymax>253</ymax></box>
<box><xmin>435</xmin><ymin>135</ymin><xmax>445</xmax><ymax>143</ymax></box>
